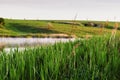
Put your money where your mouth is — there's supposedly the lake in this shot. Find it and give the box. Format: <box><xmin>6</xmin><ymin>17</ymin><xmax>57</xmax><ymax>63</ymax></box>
<box><xmin>0</xmin><ymin>38</ymin><xmax>75</xmax><ymax>52</ymax></box>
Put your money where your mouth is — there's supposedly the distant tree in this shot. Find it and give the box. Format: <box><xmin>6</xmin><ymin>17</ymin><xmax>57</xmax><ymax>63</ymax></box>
<box><xmin>0</xmin><ymin>18</ymin><xmax>5</xmax><ymax>26</ymax></box>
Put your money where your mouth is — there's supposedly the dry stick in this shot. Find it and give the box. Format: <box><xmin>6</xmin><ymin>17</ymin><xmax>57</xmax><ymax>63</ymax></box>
<box><xmin>99</xmin><ymin>20</ymin><xmax>108</xmax><ymax>35</ymax></box>
<box><xmin>71</xmin><ymin>13</ymin><xmax>78</xmax><ymax>33</ymax></box>
<box><xmin>105</xmin><ymin>20</ymin><xmax>109</xmax><ymax>27</ymax></box>
<box><xmin>68</xmin><ymin>43</ymin><xmax>80</xmax><ymax>59</ymax></box>
<box><xmin>72</xmin><ymin>42</ymin><xmax>80</xmax><ymax>69</ymax></box>
<box><xmin>47</xmin><ymin>22</ymin><xmax>53</xmax><ymax>29</ymax></box>
<box><xmin>0</xmin><ymin>43</ymin><xmax>5</xmax><ymax>51</ymax></box>
<box><xmin>110</xmin><ymin>22</ymin><xmax>118</xmax><ymax>42</ymax></box>
<box><xmin>72</xmin><ymin>43</ymin><xmax>80</xmax><ymax>56</ymax></box>
<box><xmin>67</xmin><ymin>42</ymin><xmax>80</xmax><ymax>70</ymax></box>
<box><xmin>99</xmin><ymin>23</ymin><xmax>104</xmax><ymax>35</ymax></box>
<box><xmin>73</xmin><ymin>13</ymin><xmax>78</xmax><ymax>27</ymax></box>
<box><xmin>85</xmin><ymin>34</ymin><xmax>92</xmax><ymax>39</ymax></box>
<box><xmin>104</xmin><ymin>20</ymin><xmax>109</xmax><ymax>34</ymax></box>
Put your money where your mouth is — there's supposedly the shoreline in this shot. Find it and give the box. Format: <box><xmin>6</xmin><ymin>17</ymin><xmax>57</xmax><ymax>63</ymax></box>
<box><xmin>0</xmin><ymin>34</ymin><xmax>77</xmax><ymax>38</ymax></box>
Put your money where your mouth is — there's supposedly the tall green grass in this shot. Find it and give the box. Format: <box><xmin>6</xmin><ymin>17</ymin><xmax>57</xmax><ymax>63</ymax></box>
<box><xmin>0</xmin><ymin>36</ymin><xmax>120</xmax><ymax>80</ymax></box>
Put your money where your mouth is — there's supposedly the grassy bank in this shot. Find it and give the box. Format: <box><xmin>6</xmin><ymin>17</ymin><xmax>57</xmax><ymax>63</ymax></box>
<box><xmin>0</xmin><ymin>19</ymin><xmax>119</xmax><ymax>37</ymax></box>
<box><xmin>0</xmin><ymin>35</ymin><xmax>120</xmax><ymax>80</ymax></box>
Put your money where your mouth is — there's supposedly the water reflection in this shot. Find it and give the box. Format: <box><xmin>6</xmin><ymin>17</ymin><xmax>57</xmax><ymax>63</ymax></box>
<box><xmin>0</xmin><ymin>38</ymin><xmax>75</xmax><ymax>52</ymax></box>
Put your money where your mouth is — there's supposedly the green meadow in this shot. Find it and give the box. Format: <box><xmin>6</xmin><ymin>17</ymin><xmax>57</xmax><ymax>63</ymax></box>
<box><xmin>0</xmin><ymin>19</ymin><xmax>120</xmax><ymax>37</ymax></box>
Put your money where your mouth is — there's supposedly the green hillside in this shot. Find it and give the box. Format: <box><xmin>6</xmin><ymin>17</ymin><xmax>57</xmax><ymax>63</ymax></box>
<box><xmin>0</xmin><ymin>19</ymin><xmax>119</xmax><ymax>37</ymax></box>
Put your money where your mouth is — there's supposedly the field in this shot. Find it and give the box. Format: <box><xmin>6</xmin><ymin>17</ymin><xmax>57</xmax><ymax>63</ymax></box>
<box><xmin>0</xmin><ymin>19</ymin><xmax>120</xmax><ymax>80</ymax></box>
<box><xmin>0</xmin><ymin>35</ymin><xmax>120</xmax><ymax>80</ymax></box>
<box><xmin>0</xmin><ymin>19</ymin><xmax>120</xmax><ymax>37</ymax></box>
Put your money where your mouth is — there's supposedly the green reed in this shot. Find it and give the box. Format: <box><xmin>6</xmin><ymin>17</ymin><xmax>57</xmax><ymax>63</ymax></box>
<box><xmin>0</xmin><ymin>36</ymin><xmax>120</xmax><ymax>80</ymax></box>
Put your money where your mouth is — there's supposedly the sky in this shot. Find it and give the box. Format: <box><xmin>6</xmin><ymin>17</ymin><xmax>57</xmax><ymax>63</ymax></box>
<box><xmin>0</xmin><ymin>0</ymin><xmax>120</xmax><ymax>21</ymax></box>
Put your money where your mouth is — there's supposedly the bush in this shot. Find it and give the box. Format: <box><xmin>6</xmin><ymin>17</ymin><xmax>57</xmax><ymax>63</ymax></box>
<box><xmin>0</xmin><ymin>17</ymin><xmax>5</xmax><ymax>25</ymax></box>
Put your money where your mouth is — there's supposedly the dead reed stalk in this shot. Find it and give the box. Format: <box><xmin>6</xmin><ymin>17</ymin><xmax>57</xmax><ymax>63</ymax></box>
<box><xmin>85</xmin><ymin>34</ymin><xmax>92</xmax><ymax>39</ymax></box>
<box><xmin>99</xmin><ymin>23</ymin><xmax>105</xmax><ymax>34</ymax></box>
<box><xmin>72</xmin><ymin>43</ymin><xmax>80</xmax><ymax>56</ymax></box>
<box><xmin>0</xmin><ymin>43</ymin><xmax>5</xmax><ymax>51</ymax></box>
<box><xmin>71</xmin><ymin>42</ymin><xmax>80</xmax><ymax>69</ymax></box>
<box><xmin>110</xmin><ymin>22</ymin><xmax>119</xmax><ymax>41</ymax></box>
<box><xmin>47</xmin><ymin>22</ymin><xmax>53</xmax><ymax>29</ymax></box>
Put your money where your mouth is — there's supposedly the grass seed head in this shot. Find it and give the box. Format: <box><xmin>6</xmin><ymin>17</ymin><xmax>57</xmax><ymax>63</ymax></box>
<box><xmin>114</xmin><ymin>22</ymin><xmax>119</xmax><ymax>29</ymax></box>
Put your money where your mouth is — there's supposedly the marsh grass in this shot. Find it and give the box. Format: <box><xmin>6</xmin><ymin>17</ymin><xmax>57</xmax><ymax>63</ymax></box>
<box><xmin>0</xmin><ymin>35</ymin><xmax>120</xmax><ymax>80</ymax></box>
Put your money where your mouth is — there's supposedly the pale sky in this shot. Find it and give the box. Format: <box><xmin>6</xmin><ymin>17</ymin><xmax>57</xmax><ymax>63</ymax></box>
<box><xmin>0</xmin><ymin>0</ymin><xmax>120</xmax><ymax>21</ymax></box>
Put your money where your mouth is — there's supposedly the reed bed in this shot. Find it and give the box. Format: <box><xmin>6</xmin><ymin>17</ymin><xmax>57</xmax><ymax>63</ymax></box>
<box><xmin>0</xmin><ymin>35</ymin><xmax>120</xmax><ymax>80</ymax></box>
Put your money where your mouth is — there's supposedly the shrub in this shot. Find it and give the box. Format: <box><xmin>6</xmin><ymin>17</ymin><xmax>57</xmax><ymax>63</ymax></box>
<box><xmin>0</xmin><ymin>17</ymin><xmax>5</xmax><ymax>25</ymax></box>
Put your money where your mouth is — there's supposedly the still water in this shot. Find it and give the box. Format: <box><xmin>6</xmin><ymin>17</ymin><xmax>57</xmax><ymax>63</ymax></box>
<box><xmin>0</xmin><ymin>38</ymin><xmax>75</xmax><ymax>52</ymax></box>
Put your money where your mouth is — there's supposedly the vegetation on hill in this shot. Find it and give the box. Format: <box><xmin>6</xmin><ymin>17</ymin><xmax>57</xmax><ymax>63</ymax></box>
<box><xmin>0</xmin><ymin>18</ymin><xmax>4</xmax><ymax>25</ymax></box>
<box><xmin>0</xmin><ymin>18</ymin><xmax>5</xmax><ymax>28</ymax></box>
<box><xmin>0</xmin><ymin>19</ymin><xmax>119</xmax><ymax>37</ymax></box>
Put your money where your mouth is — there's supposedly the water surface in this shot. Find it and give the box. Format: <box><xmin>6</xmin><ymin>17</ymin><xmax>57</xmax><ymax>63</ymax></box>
<box><xmin>0</xmin><ymin>38</ymin><xmax>75</xmax><ymax>52</ymax></box>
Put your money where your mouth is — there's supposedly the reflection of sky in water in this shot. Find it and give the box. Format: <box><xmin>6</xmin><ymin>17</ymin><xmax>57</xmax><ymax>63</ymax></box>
<box><xmin>0</xmin><ymin>38</ymin><xmax>75</xmax><ymax>47</ymax></box>
<box><xmin>1</xmin><ymin>38</ymin><xmax>75</xmax><ymax>53</ymax></box>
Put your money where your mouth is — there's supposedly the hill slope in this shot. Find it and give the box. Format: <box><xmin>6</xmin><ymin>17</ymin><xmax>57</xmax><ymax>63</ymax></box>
<box><xmin>0</xmin><ymin>19</ymin><xmax>119</xmax><ymax>37</ymax></box>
